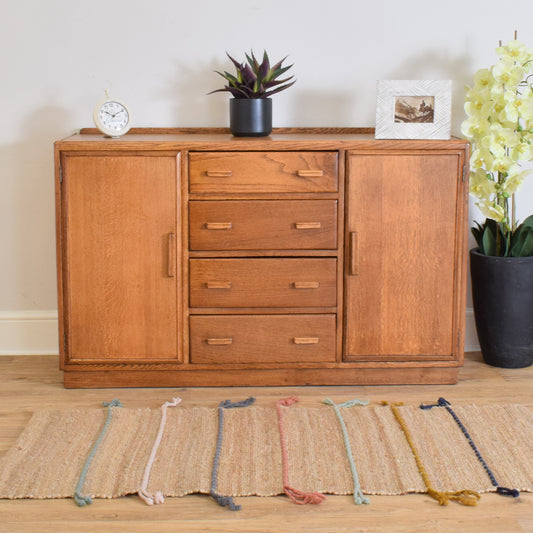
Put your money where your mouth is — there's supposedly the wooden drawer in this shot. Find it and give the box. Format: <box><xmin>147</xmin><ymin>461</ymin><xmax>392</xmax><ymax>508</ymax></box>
<box><xmin>189</xmin><ymin>200</ymin><xmax>338</xmax><ymax>250</ymax></box>
<box><xmin>189</xmin><ymin>258</ymin><xmax>337</xmax><ymax>308</ymax></box>
<box><xmin>190</xmin><ymin>314</ymin><xmax>336</xmax><ymax>364</ymax></box>
<box><xmin>189</xmin><ymin>151</ymin><xmax>338</xmax><ymax>193</ymax></box>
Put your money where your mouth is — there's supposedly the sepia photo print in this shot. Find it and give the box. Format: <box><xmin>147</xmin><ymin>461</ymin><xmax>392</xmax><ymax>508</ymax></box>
<box><xmin>394</xmin><ymin>96</ymin><xmax>434</xmax><ymax>123</ymax></box>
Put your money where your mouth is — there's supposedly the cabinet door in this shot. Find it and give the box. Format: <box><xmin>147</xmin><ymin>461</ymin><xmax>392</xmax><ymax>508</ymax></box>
<box><xmin>60</xmin><ymin>154</ymin><xmax>180</xmax><ymax>362</ymax></box>
<box><xmin>345</xmin><ymin>151</ymin><xmax>463</xmax><ymax>359</ymax></box>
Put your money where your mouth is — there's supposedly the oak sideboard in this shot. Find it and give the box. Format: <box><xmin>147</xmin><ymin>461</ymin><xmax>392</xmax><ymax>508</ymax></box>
<box><xmin>54</xmin><ymin>128</ymin><xmax>469</xmax><ymax>388</ymax></box>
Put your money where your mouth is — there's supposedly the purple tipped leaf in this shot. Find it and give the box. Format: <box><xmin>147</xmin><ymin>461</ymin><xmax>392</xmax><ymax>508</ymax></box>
<box><xmin>264</xmin><ymin>80</ymin><xmax>296</xmax><ymax>97</ymax></box>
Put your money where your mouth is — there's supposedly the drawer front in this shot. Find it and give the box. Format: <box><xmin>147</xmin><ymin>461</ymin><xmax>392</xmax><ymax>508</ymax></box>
<box><xmin>190</xmin><ymin>314</ymin><xmax>336</xmax><ymax>364</ymax></box>
<box><xmin>189</xmin><ymin>200</ymin><xmax>338</xmax><ymax>251</ymax></box>
<box><xmin>189</xmin><ymin>151</ymin><xmax>338</xmax><ymax>193</ymax></box>
<box><xmin>189</xmin><ymin>258</ymin><xmax>337</xmax><ymax>308</ymax></box>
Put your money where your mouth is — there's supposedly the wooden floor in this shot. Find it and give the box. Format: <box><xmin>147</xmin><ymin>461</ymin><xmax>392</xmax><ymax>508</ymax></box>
<box><xmin>0</xmin><ymin>352</ymin><xmax>531</xmax><ymax>533</ymax></box>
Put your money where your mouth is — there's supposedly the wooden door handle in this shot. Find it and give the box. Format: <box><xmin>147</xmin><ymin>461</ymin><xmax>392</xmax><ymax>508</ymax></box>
<box><xmin>293</xmin><ymin>281</ymin><xmax>320</xmax><ymax>289</ymax></box>
<box><xmin>206</xmin><ymin>281</ymin><xmax>232</xmax><ymax>289</ymax></box>
<box><xmin>206</xmin><ymin>170</ymin><xmax>233</xmax><ymax>177</ymax></box>
<box><xmin>293</xmin><ymin>337</ymin><xmax>319</xmax><ymax>345</ymax></box>
<box><xmin>206</xmin><ymin>338</ymin><xmax>233</xmax><ymax>346</ymax></box>
<box><xmin>295</xmin><ymin>222</ymin><xmax>322</xmax><ymax>230</ymax></box>
<box><xmin>167</xmin><ymin>233</ymin><xmax>176</xmax><ymax>277</ymax></box>
<box><xmin>297</xmin><ymin>170</ymin><xmax>324</xmax><ymax>177</ymax></box>
<box><xmin>349</xmin><ymin>232</ymin><xmax>359</xmax><ymax>276</ymax></box>
<box><xmin>206</xmin><ymin>222</ymin><xmax>233</xmax><ymax>230</ymax></box>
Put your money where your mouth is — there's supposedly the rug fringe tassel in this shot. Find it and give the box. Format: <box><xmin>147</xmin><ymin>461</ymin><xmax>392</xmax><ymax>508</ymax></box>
<box><xmin>73</xmin><ymin>399</ymin><xmax>122</xmax><ymax>507</ymax></box>
<box><xmin>496</xmin><ymin>486</ymin><xmax>520</xmax><ymax>497</ymax></box>
<box><xmin>421</xmin><ymin>397</ymin><xmax>520</xmax><ymax>499</ymax></box>
<box><xmin>138</xmin><ymin>397</ymin><xmax>182</xmax><ymax>506</ymax></box>
<box><xmin>210</xmin><ymin>491</ymin><xmax>241</xmax><ymax>511</ymax></box>
<box><xmin>276</xmin><ymin>397</ymin><xmax>326</xmax><ymax>506</ymax></box>
<box><xmin>284</xmin><ymin>485</ymin><xmax>327</xmax><ymax>505</ymax></box>
<box><xmin>427</xmin><ymin>488</ymin><xmax>480</xmax><ymax>506</ymax></box>
<box><xmin>138</xmin><ymin>489</ymin><xmax>165</xmax><ymax>506</ymax></box>
<box><xmin>323</xmin><ymin>398</ymin><xmax>370</xmax><ymax>505</ymax></box>
<box><xmin>209</xmin><ymin>397</ymin><xmax>256</xmax><ymax>511</ymax></box>
<box><xmin>384</xmin><ymin>401</ymin><xmax>480</xmax><ymax>507</ymax></box>
<box><xmin>73</xmin><ymin>492</ymin><xmax>92</xmax><ymax>506</ymax></box>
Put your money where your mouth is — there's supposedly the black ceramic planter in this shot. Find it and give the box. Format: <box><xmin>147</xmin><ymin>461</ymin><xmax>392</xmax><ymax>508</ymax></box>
<box><xmin>229</xmin><ymin>98</ymin><xmax>272</xmax><ymax>137</ymax></box>
<box><xmin>470</xmin><ymin>248</ymin><xmax>533</xmax><ymax>368</ymax></box>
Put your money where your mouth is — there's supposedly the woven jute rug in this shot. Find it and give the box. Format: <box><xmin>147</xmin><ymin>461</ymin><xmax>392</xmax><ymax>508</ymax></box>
<box><xmin>0</xmin><ymin>400</ymin><xmax>531</xmax><ymax>503</ymax></box>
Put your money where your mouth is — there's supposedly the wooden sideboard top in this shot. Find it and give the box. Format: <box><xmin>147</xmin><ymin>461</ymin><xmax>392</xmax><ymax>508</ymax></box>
<box><xmin>56</xmin><ymin>127</ymin><xmax>468</xmax><ymax>151</ymax></box>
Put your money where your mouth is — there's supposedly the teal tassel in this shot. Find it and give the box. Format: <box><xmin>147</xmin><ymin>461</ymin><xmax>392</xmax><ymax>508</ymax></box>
<box><xmin>73</xmin><ymin>399</ymin><xmax>122</xmax><ymax>507</ymax></box>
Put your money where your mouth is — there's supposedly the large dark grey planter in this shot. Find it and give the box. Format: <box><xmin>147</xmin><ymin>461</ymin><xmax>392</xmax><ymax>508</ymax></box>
<box><xmin>470</xmin><ymin>248</ymin><xmax>533</xmax><ymax>368</ymax></box>
<box><xmin>229</xmin><ymin>98</ymin><xmax>272</xmax><ymax>137</ymax></box>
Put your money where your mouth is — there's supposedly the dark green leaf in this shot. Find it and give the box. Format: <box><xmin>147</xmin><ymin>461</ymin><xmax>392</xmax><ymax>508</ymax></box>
<box><xmin>510</xmin><ymin>224</ymin><xmax>533</xmax><ymax>257</ymax></box>
<box><xmin>519</xmin><ymin>231</ymin><xmax>533</xmax><ymax>256</ymax></box>
<box><xmin>481</xmin><ymin>222</ymin><xmax>497</xmax><ymax>256</ymax></box>
<box><xmin>471</xmin><ymin>224</ymin><xmax>483</xmax><ymax>248</ymax></box>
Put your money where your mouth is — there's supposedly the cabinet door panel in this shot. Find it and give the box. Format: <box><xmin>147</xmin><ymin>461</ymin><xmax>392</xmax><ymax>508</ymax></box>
<box><xmin>345</xmin><ymin>152</ymin><xmax>460</xmax><ymax>358</ymax></box>
<box><xmin>61</xmin><ymin>154</ymin><xmax>179</xmax><ymax>361</ymax></box>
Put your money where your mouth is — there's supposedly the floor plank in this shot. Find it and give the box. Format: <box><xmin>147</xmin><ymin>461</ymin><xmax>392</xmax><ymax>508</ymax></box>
<box><xmin>0</xmin><ymin>352</ymin><xmax>531</xmax><ymax>533</ymax></box>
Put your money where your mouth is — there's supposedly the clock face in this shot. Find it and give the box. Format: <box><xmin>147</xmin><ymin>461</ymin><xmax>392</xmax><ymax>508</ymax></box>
<box><xmin>94</xmin><ymin>99</ymin><xmax>131</xmax><ymax>137</ymax></box>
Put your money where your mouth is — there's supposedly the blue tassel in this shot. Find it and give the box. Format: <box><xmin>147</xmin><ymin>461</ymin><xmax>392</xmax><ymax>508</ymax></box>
<box><xmin>420</xmin><ymin>397</ymin><xmax>519</xmax><ymax>498</ymax></box>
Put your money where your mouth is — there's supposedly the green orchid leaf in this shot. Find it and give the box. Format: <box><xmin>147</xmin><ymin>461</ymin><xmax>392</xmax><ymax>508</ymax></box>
<box><xmin>510</xmin><ymin>225</ymin><xmax>533</xmax><ymax>257</ymax></box>
<box><xmin>471</xmin><ymin>222</ymin><xmax>484</xmax><ymax>249</ymax></box>
<box><xmin>481</xmin><ymin>223</ymin><xmax>497</xmax><ymax>256</ymax></box>
<box><xmin>520</xmin><ymin>214</ymin><xmax>533</xmax><ymax>229</ymax></box>
<box><xmin>520</xmin><ymin>231</ymin><xmax>533</xmax><ymax>256</ymax></box>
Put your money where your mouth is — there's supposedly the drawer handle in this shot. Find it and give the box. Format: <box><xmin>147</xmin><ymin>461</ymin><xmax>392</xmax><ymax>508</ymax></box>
<box><xmin>206</xmin><ymin>170</ymin><xmax>233</xmax><ymax>177</ymax></box>
<box><xmin>206</xmin><ymin>281</ymin><xmax>232</xmax><ymax>289</ymax></box>
<box><xmin>293</xmin><ymin>337</ymin><xmax>320</xmax><ymax>345</ymax></box>
<box><xmin>206</xmin><ymin>222</ymin><xmax>233</xmax><ymax>230</ymax></box>
<box><xmin>293</xmin><ymin>281</ymin><xmax>320</xmax><ymax>289</ymax></box>
<box><xmin>297</xmin><ymin>170</ymin><xmax>324</xmax><ymax>177</ymax></box>
<box><xmin>295</xmin><ymin>222</ymin><xmax>322</xmax><ymax>230</ymax></box>
<box><xmin>206</xmin><ymin>338</ymin><xmax>233</xmax><ymax>346</ymax></box>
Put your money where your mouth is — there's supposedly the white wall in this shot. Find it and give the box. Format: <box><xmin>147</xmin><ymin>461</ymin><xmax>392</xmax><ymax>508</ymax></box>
<box><xmin>1</xmin><ymin>0</ymin><xmax>532</xmax><ymax>353</ymax></box>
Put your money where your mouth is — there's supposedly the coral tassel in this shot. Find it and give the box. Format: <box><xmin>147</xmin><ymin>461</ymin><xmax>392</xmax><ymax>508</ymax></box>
<box><xmin>276</xmin><ymin>397</ymin><xmax>326</xmax><ymax>505</ymax></box>
<box><xmin>284</xmin><ymin>485</ymin><xmax>326</xmax><ymax>505</ymax></box>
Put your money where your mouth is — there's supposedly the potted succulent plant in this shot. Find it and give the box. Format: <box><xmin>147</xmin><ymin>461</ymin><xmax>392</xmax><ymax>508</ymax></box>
<box><xmin>462</xmin><ymin>37</ymin><xmax>533</xmax><ymax>368</ymax></box>
<box><xmin>209</xmin><ymin>50</ymin><xmax>295</xmax><ymax>136</ymax></box>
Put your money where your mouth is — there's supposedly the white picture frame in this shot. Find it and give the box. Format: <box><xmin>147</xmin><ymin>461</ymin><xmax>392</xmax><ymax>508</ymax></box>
<box><xmin>375</xmin><ymin>80</ymin><xmax>452</xmax><ymax>140</ymax></box>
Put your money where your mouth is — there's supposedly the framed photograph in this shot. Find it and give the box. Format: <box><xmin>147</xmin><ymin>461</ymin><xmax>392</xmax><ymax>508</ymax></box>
<box><xmin>375</xmin><ymin>80</ymin><xmax>452</xmax><ymax>139</ymax></box>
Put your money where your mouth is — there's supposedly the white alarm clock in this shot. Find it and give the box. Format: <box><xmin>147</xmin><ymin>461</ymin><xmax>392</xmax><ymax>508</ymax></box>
<box><xmin>93</xmin><ymin>97</ymin><xmax>132</xmax><ymax>137</ymax></box>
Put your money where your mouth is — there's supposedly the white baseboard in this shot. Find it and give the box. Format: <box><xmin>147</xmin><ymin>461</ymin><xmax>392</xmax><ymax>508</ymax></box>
<box><xmin>464</xmin><ymin>307</ymin><xmax>480</xmax><ymax>352</ymax></box>
<box><xmin>0</xmin><ymin>311</ymin><xmax>59</xmax><ymax>355</ymax></box>
<box><xmin>0</xmin><ymin>308</ymin><xmax>479</xmax><ymax>356</ymax></box>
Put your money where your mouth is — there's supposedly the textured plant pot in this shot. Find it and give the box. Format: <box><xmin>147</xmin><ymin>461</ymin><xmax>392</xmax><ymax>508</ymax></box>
<box><xmin>229</xmin><ymin>98</ymin><xmax>272</xmax><ymax>137</ymax></box>
<box><xmin>470</xmin><ymin>248</ymin><xmax>533</xmax><ymax>368</ymax></box>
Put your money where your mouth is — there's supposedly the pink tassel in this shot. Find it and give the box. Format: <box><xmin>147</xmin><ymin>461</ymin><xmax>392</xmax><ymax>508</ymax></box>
<box><xmin>284</xmin><ymin>485</ymin><xmax>327</xmax><ymax>505</ymax></box>
<box><xmin>276</xmin><ymin>397</ymin><xmax>326</xmax><ymax>505</ymax></box>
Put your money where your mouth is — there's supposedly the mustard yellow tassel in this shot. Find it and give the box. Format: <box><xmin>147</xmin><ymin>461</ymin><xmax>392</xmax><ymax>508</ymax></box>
<box><xmin>383</xmin><ymin>402</ymin><xmax>480</xmax><ymax>506</ymax></box>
